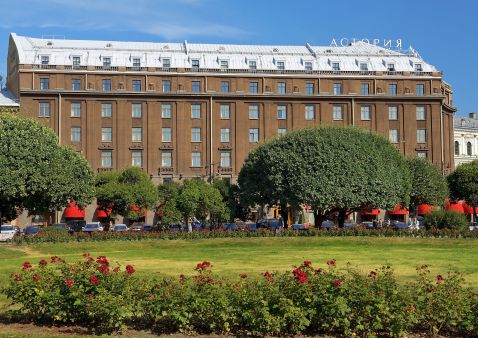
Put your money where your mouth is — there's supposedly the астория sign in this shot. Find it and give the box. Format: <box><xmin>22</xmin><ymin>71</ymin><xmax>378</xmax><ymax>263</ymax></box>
<box><xmin>330</xmin><ymin>38</ymin><xmax>403</xmax><ymax>49</ymax></box>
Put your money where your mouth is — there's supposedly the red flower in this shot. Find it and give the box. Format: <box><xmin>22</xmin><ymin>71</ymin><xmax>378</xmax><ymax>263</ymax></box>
<box><xmin>195</xmin><ymin>261</ymin><xmax>212</xmax><ymax>271</ymax></box>
<box><xmin>314</xmin><ymin>269</ymin><xmax>322</xmax><ymax>275</ymax></box>
<box><xmin>292</xmin><ymin>267</ymin><xmax>309</xmax><ymax>283</ymax></box>
<box><xmin>39</xmin><ymin>259</ymin><xmax>48</xmax><ymax>266</ymax></box>
<box><xmin>65</xmin><ymin>279</ymin><xmax>74</xmax><ymax>287</ymax></box>
<box><xmin>98</xmin><ymin>264</ymin><xmax>110</xmax><ymax>275</ymax></box>
<box><xmin>96</xmin><ymin>256</ymin><xmax>109</xmax><ymax>265</ymax></box>
<box><xmin>14</xmin><ymin>274</ymin><xmax>23</xmax><ymax>281</ymax></box>
<box><xmin>436</xmin><ymin>275</ymin><xmax>445</xmax><ymax>283</ymax></box>
<box><xmin>89</xmin><ymin>276</ymin><xmax>99</xmax><ymax>284</ymax></box>
<box><xmin>125</xmin><ymin>265</ymin><xmax>136</xmax><ymax>275</ymax></box>
<box><xmin>303</xmin><ymin>260</ymin><xmax>312</xmax><ymax>267</ymax></box>
<box><xmin>239</xmin><ymin>273</ymin><xmax>248</xmax><ymax>279</ymax></box>
<box><xmin>87</xmin><ymin>293</ymin><xmax>94</xmax><ymax>299</ymax></box>
<box><xmin>332</xmin><ymin>279</ymin><xmax>342</xmax><ymax>288</ymax></box>
<box><xmin>326</xmin><ymin>259</ymin><xmax>336</xmax><ymax>266</ymax></box>
<box><xmin>22</xmin><ymin>262</ymin><xmax>32</xmax><ymax>270</ymax></box>
<box><xmin>207</xmin><ymin>277</ymin><xmax>214</xmax><ymax>283</ymax></box>
<box><xmin>33</xmin><ymin>275</ymin><xmax>41</xmax><ymax>281</ymax></box>
<box><xmin>369</xmin><ymin>271</ymin><xmax>377</xmax><ymax>278</ymax></box>
<box><xmin>50</xmin><ymin>256</ymin><xmax>58</xmax><ymax>263</ymax></box>
<box><xmin>263</xmin><ymin>271</ymin><xmax>274</xmax><ymax>282</ymax></box>
<box><xmin>113</xmin><ymin>267</ymin><xmax>120</xmax><ymax>273</ymax></box>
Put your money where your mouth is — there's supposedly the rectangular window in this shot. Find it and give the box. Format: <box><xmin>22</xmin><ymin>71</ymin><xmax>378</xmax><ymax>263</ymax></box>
<box><xmin>132</xmin><ymin>80</ymin><xmax>141</xmax><ymax>92</ymax></box>
<box><xmin>417</xmin><ymin>129</ymin><xmax>427</xmax><ymax>143</ymax></box>
<box><xmin>277</xmin><ymin>82</ymin><xmax>286</xmax><ymax>94</ymax></box>
<box><xmin>220</xmin><ymin>128</ymin><xmax>230</xmax><ymax>142</ymax></box>
<box><xmin>276</xmin><ymin>61</ymin><xmax>285</xmax><ymax>70</ymax></box>
<box><xmin>39</xmin><ymin>102</ymin><xmax>50</xmax><ymax>117</ymax></box>
<box><xmin>162</xmin><ymin>128</ymin><xmax>172</xmax><ymax>142</ymax></box>
<box><xmin>70</xmin><ymin>102</ymin><xmax>81</xmax><ymax>117</ymax></box>
<box><xmin>249</xmin><ymin>128</ymin><xmax>259</xmax><ymax>143</ymax></box>
<box><xmin>161</xmin><ymin>152</ymin><xmax>172</xmax><ymax>167</ymax></box>
<box><xmin>389</xmin><ymin>129</ymin><xmax>399</xmax><ymax>143</ymax></box>
<box><xmin>162</xmin><ymin>58</ymin><xmax>171</xmax><ymax>68</ymax></box>
<box><xmin>249</xmin><ymin>60</ymin><xmax>257</xmax><ymax>70</ymax></box>
<box><xmin>71</xmin><ymin>127</ymin><xmax>81</xmax><ymax>142</ymax></box>
<box><xmin>306</xmin><ymin>82</ymin><xmax>314</xmax><ymax>95</ymax></box>
<box><xmin>333</xmin><ymin>83</ymin><xmax>342</xmax><ymax>95</ymax></box>
<box><xmin>101</xmin><ymin>103</ymin><xmax>112</xmax><ymax>118</ymax></box>
<box><xmin>40</xmin><ymin>78</ymin><xmax>49</xmax><ymax>90</ymax></box>
<box><xmin>101</xmin><ymin>151</ymin><xmax>112</xmax><ymax>168</ymax></box>
<box><xmin>389</xmin><ymin>106</ymin><xmax>398</xmax><ymax>120</ymax></box>
<box><xmin>102</xmin><ymin>79</ymin><xmax>111</xmax><ymax>91</ymax></box>
<box><xmin>361</xmin><ymin>83</ymin><xmax>369</xmax><ymax>96</ymax></box>
<box><xmin>102</xmin><ymin>127</ymin><xmax>112</xmax><ymax>142</ymax></box>
<box><xmin>220</xmin><ymin>104</ymin><xmax>230</xmax><ymax>119</ymax></box>
<box><xmin>387</xmin><ymin>63</ymin><xmax>395</xmax><ymax>71</ymax></box>
<box><xmin>103</xmin><ymin>57</ymin><xmax>111</xmax><ymax>68</ymax></box>
<box><xmin>132</xmin><ymin>103</ymin><xmax>142</xmax><ymax>118</ymax></box>
<box><xmin>332</xmin><ymin>62</ymin><xmax>340</xmax><ymax>71</ymax></box>
<box><xmin>388</xmin><ymin>84</ymin><xmax>397</xmax><ymax>95</ymax></box>
<box><xmin>132</xmin><ymin>127</ymin><xmax>142</xmax><ymax>142</ymax></box>
<box><xmin>191</xmin><ymin>80</ymin><xmax>201</xmax><ymax>93</ymax></box>
<box><xmin>360</xmin><ymin>106</ymin><xmax>371</xmax><ymax>120</ymax></box>
<box><xmin>360</xmin><ymin>63</ymin><xmax>368</xmax><ymax>71</ymax></box>
<box><xmin>417</xmin><ymin>151</ymin><xmax>427</xmax><ymax>158</ymax></box>
<box><xmin>220</xmin><ymin>60</ymin><xmax>229</xmax><ymax>69</ymax></box>
<box><xmin>249</xmin><ymin>81</ymin><xmax>258</xmax><ymax>94</ymax></box>
<box><xmin>191</xmin><ymin>127</ymin><xmax>201</xmax><ymax>142</ymax></box>
<box><xmin>415</xmin><ymin>63</ymin><xmax>423</xmax><ymax>72</ymax></box>
<box><xmin>305</xmin><ymin>61</ymin><xmax>313</xmax><ymax>71</ymax></box>
<box><xmin>191</xmin><ymin>59</ymin><xmax>200</xmax><ymax>70</ymax></box>
<box><xmin>416</xmin><ymin>106</ymin><xmax>426</xmax><ymax>120</ymax></box>
<box><xmin>191</xmin><ymin>104</ymin><xmax>201</xmax><ymax>118</ymax></box>
<box><xmin>191</xmin><ymin>152</ymin><xmax>201</xmax><ymax>167</ymax></box>
<box><xmin>278</xmin><ymin>128</ymin><xmax>287</xmax><ymax>136</ymax></box>
<box><xmin>131</xmin><ymin>151</ymin><xmax>142</xmax><ymax>167</ymax></box>
<box><xmin>416</xmin><ymin>84</ymin><xmax>425</xmax><ymax>96</ymax></box>
<box><xmin>162</xmin><ymin>80</ymin><xmax>171</xmax><ymax>93</ymax></box>
<box><xmin>305</xmin><ymin>105</ymin><xmax>315</xmax><ymax>120</ymax></box>
<box><xmin>72</xmin><ymin>79</ymin><xmax>81</xmax><ymax>90</ymax></box>
<box><xmin>277</xmin><ymin>105</ymin><xmax>287</xmax><ymax>119</ymax></box>
<box><xmin>221</xmin><ymin>81</ymin><xmax>229</xmax><ymax>93</ymax></box>
<box><xmin>220</xmin><ymin>152</ymin><xmax>231</xmax><ymax>168</ymax></box>
<box><xmin>132</xmin><ymin>58</ymin><xmax>141</xmax><ymax>68</ymax></box>
<box><xmin>41</xmin><ymin>55</ymin><xmax>49</xmax><ymax>65</ymax></box>
<box><xmin>249</xmin><ymin>105</ymin><xmax>259</xmax><ymax>119</ymax></box>
<box><xmin>161</xmin><ymin>104</ymin><xmax>172</xmax><ymax>118</ymax></box>
<box><xmin>333</xmin><ymin>105</ymin><xmax>343</xmax><ymax>120</ymax></box>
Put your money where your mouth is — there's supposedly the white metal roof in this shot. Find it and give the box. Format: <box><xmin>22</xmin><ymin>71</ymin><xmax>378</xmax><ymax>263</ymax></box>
<box><xmin>10</xmin><ymin>33</ymin><xmax>438</xmax><ymax>73</ymax></box>
<box><xmin>0</xmin><ymin>90</ymin><xmax>19</xmax><ymax>107</ymax></box>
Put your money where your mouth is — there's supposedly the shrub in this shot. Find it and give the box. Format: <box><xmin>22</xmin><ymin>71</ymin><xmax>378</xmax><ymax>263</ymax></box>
<box><xmin>424</xmin><ymin>209</ymin><xmax>469</xmax><ymax>229</ymax></box>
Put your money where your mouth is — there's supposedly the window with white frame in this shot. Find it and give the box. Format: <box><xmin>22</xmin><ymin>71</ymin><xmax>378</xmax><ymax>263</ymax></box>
<box><xmin>333</xmin><ymin>83</ymin><xmax>342</xmax><ymax>95</ymax></box>
<box><xmin>387</xmin><ymin>63</ymin><xmax>395</xmax><ymax>71</ymax></box>
<box><xmin>278</xmin><ymin>128</ymin><xmax>287</xmax><ymax>136</ymax></box>
<box><xmin>191</xmin><ymin>152</ymin><xmax>201</xmax><ymax>167</ymax></box>
<box><xmin>361</xmin><ymin>106</ymin><xmax>371</xmax><ymax>120</ymax></box>
<box><xmin>72</xmin><ymin>79</ymin><xmax>81</xmax><ymax>90</ymax></box>
<box><xmin>101</xmin><ymin>151</ymin><xmax>112</xmax><ymax>168</ymax></box>
<box><xmin>414</xmin><ymin>63</ymin><xmax>423</xmax><ymax>72</ymax></box>
<box><xmin>162</xmin><ymin>58</ymin><xmax>171</xmax><ymax>68</ymax></box>
<box><xmin>220</xmin><ymin>128</ymin><xmax>230</xmax><ymax>142</ymax></box>
<box><xmin>41</xmin><ymin>55</ymin><xmax>49</xmax><ymax>65</ymax></box>
<box><xmin>249</xmin><ymin>105</ymin><xmax>259</xmax><ymax>119</ymax></box>
<box><xmin>306</xmin><ymin>82</ymin><xmax>314</xmax><ymax>95</ymax></box>
<box><xmin>102</xmin><ymin>79</ymin><xmax>111</xmax><ymax>91</ymax></box>
<box><xmin>132</xmin><ymin>103</ymin><xmax>142</xmax><ymax>118</ymax></box>
<box><xmin>71</xmin><ymin>127</ymin><xmax>81</xmax><ymax>142</ymax></box>
<box><xmin>162</xmin><ymin>128</ymin><xmax>172</xmax><ymax>142</ymax></box>
<box><xmin>417</xmin><ymin>151</ymin><xmax>427</xmax><ymax>159</ymax></box>
<box><xmin>101</xmin><ymin>103</ymin><xmax>112</xmax><ymax>118</ymax></box>
<box><xmin>191</xmin><ymin>104</ymin><xmax>201</xmax><ymax>118</ymax></box>
<box><xmin>416</xmin><ymin>106</ymin><xmax>426</xmax><ymax>120</ymax></box>
<box><xmin>39</xmin><ymin>102</ymin><xmax>50</xmax><ymax>117</ymax></box>
<box><xmin>277</xmin><ymin>82</ymin><xmax>286</xmax><ymax>94</ymax></box>
<box><xmin>417</xmin><ymin>129</ymin><xmax>427</xmax><ymax>143</ymax></box>
<box><xmin>102</xmin><ymin>127</ymin><xmax>112</xmax><ymax>142</ymax></box>
<box><xmin>277</xmin><ymin>105</ymin><xmax>287</xmax><ymax>119</ymax></box>
<box><xmin>360</xmin><ymin>63</ymin><xmax>368</xmax><ymax>71</ymax></box>
<box><xmin>70</xmin><ymin>102</ymin><xmax>81</xmax><ymax>117</ymax></box>
<box><xmin>40</xmin><ymin>78</ymin><xmax>49</xmax><ymax>90</ymax></box>
<box><xmin>333</xmin><ymin>105</ymin><xmax>343</xmax><ymax>120</ymax></box>
<box><xmin>191</xmin><ymin>59</ymin><xmax>200</xmax><ymax>70</ymax></box>
<box><xmin>389</xmin><ymin>129</ymin><xmax>399</xmax><ymax>143</ymax></box>
<box><xmin>220</xmin><ymin>104</ymin><xmax>230</xmax><ymax>119</ymax></box>
<box><xmin>132</xmin><ymin>58</ymin><xmax>141</xmax><ymax>68</ymax></box>
<box><xmin>361</xmin><ymin>83</ymin><xmax>369</xmax><ymax>95</ymax></box>
<box><xmin>305</xmin><ymin>105</ymin><xmax>315</xmax><ymax>120</ymax></box>
<box><xmin>162</xmin><ymin>152</ymin><xmax>172</xmax><ymax>167</ymax></box>
<box><xmin>72</xmin><ymin>56</ymin><xmax>81</xmax><ymax>67</ymax></box>
<box><xmin>249</xmin><ymin>60</ymin><xmax>257</xmax><ymax>70</ymax></box>
<box><xmin>276</xmin><ymin>61</ymin><xmax>285</xmax><ymax>70</ymax></box>
<box><xmin>304</xmin><ymin>61</ymin><xmax>312</xmax><ymax>71</ymax></box>
<box><xmin>388</xmin><ymin>84</ymin><xmax>397</xmax><ymax>95</ymax></box>
<box><xmin>132</xmin><ymin>127</ymin><xmax>142</xmax><ymax>142</ymax></box>
<box><xmin>220</xmin><ymin>60</ymin><xmax>229</xmax><ymax>69</ymax></box>
<box><xmin>332</xmin><ymin>62</ymin><xmax>340</xmax><ymax>71</ymax></box>
<box><xmin>191</xmin><ymin>127</ymin><xmax>201</xmax><ymax>142</ymax></box>
<box><xmin>132</xmin><ymin>80</ymin><xmax>141</xmax><ymax>92</ymax></box>
<box><xmin>161</xmin><ymin>104</ymin><xmax>172</xmax><ymax>118</ymax></box>
<box><xmin>416</xmin><ymin>84</ymin><xmax>425</xmax><ymax>96</ymax></box>
<box><xmin>103</xmin><ymin>57</ymin><xmax>111</xmax><ymax>68</ymax></box>
<box><xmin>131</xmin><ymin>151</ymin><xmax>142</xmax><ymax>167</ymax></box>
<box><xmin>249</xmin><ymin>81</ymin><xmax>258</xmax><ymax>94</ymax></box>
<box><xmin>220</xmin><ymin>152</ymin><xmax>231</xmax><ymax>167</ymax></box>
<box><xmin>192</xmin><ymin>80</ymin><xmax>201</xmax><ymax>93</ymax></box>
<box><xmin>389</xmin><ymin>106</ymin><xmax>398</xmax><ymax>120</ymax></box>
<box><xmin>162</xmin><ymin>80</ymin><xmax>171</xmax><ymax>93</ymax></box>
<box><xmin>249</xmin><ymin>128</ymin><xmax>259</xmax><ymax>142</ymax></box>
<box><xmin>221</xmin><ymin>81</ymin><xmax>229</xmax><ymax>93</ymax></box>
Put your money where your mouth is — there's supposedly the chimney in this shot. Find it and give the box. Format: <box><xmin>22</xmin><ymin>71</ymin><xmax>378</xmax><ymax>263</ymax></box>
<box><xmin>469</xmin><ymin>112</ymin><xmax>477</xmax><ymax>119</ymax></box>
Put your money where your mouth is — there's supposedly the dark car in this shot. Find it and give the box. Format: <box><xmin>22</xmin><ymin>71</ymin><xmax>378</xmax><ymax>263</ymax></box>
<box><xmin>24</xmin><ymin>225</ymin><xmax>41</xmax><ymax>236</ymax></box>
<box><xmin>223</xmin><ymin>223</ymin><xmax>238</xmax><ymax>231</ymax></box>
<box><xmin>168</xmin><ymin>224</ymin><xmax>184</xmax><ymax>231</ymax></box>
<box><xmin>256</xmin><ymin>218</ymin><xmax>279</xmax><ymax>230</ymax></box>
<box><xmin>393</xmin><ymin>221</ymin><xmax>409</xmax><ymax>230</ymax></box>
<box><xmin>142</xmin><ymin>225</ymin><xmax>154</xmax><ymax>231</ymax></box>
<box><xmin>320</xmin><ymin>220</ymin><xmax>336</xmax><ymax>229</ymax></box>
<box><xmin>67</xmin><ymin>220</ymin><xmax>86</xmax><ymax>233</ymax></box>
<box><xmin>82</xmin><ymin>223</ymin><xmax>103</xmax><ymax>232</ymax></box>
<box><xmin>291</xmin><ymin>224</ymin><xmax>308</xmax><ymax>230</ymax></box>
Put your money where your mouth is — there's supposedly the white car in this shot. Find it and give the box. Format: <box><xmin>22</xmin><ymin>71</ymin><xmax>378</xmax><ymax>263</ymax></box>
<box><xmin>111</xmin><ymin>224</ymin><xmax>129</xmax><ymax>232</ymax></box>
<box><xmin>82</xmin><ymin>222</ymin><xmax>104</xmax><ymax>232</ymax></box>
<box><xmin>0</xmin><ymin>225</ymin><xmax>16</xmax><ymax>241</ymax></box>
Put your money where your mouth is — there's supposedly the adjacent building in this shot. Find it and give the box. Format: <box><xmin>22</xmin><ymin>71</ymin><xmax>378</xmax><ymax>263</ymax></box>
<box><xmin>0</xmin><ymin>89</ymin><xmax>19</xmax><ymax>113</ymax></box>
<box><xmin>454</xmin><ymin>112</ymin><xmax>478</xmax><ymax>167</ymax></box>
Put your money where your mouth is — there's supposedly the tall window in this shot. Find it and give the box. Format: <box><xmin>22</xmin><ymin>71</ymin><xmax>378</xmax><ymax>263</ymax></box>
<box><xmin>191</xmin><ymin>152</ymin><xmax>201</xmax><ymax>167</ymax></box>
<box><xmin>70</xmin><ymin>102</ymin><xmax>81</xmax><ymax>117</ymax></box>
<box><xmin>132</xmin><ymin>80</ymin><xmax>141</xmax><ymax>92</ymax></box>
<box><xmin>278</xmin><ymin>128</ymin><xmax>287</xmax><ymax>136</ymax></box>
<box><xmin>103</xmin><ymin>57</ymin><xmax>111</xmax><ymax>68</ymax></box>
<box><xmin>132</xmin><ymin>127</ymin><xmax>142</xmax><ymax>142</ymax></box>
<box><xmin>191</xmin><ymin>127</ymin><xmax>201</xmax><ymax>142</ymax></box>
<box><xmin>306</xmin><ymin>83</ymin><xmax>314</xmax><ymax>95</ymax></box>
<box><xmin>72</xmin><ymin>79</ymin><xmax>81</xmax><ymax>90</ymax></box>
<box><xmin>389</xmin><ymin>106</ymin><xmax>398</xmax><ymax>120</ymax></box>
<box><xmin>191</xmin><ymin>104</ymin><xmax>201</xmax><ymax>118</ymax></box>
<box><xmin>162</xmin><ymin>128</ymin><xmax>172</xmax><ymax>142</ymax></box>
<box><xmin>131</xmin><ymin>151</ymin><xmax>142</xmax><ymax>167</ymax></box>
<box><xmin>41</xmin><ymin>55</ymin><xmax>49</xmax><ymax>65</ymax></box>
<box><xmin>101</xmin><ymin>103</ymin><xmax>112</xmax><ymax>118</ymax></box>
<box><xmin>221</xmin><ymin>81</ymin><xmax>229</xmax><ymax>93</ymax></box>
<box><xmin>332</xmin><ymin>62</ymin><xmax>340</xmax><ymax>71</ymax></box>
<box><xmin>191</xmin><ymin>81</ymin><xmax>201</xmax><ymax>93</ymax></box>
<box><xmin>101</xmin><ymin>151</ymin><xmax>112</xmax><ymax>168</ymax></box>
<box><xmin>417</xmin><ymin>129</ymin><xmax>427</xmax><ymax>143</ymax></box>
<box><xmin>277</xmin><ymin>105</ymin><xmax>287</xmax><ymax>119</ymax></box>
<box><xmin>40</xmin><ymin>78</ymin><xmax>49</xmax><ymax>90</ymax></box>
<box><xmin>388</xmin><ymin>84</ymin><xmax>397</xmax><ymax>95</ymax></box>
<box><xmin>162</xmin><ymin>58</ymin><xmax>171</xmax><ymax>68</ymax></box>
<box><xmin>162</xmin><ymin>80</ymin><xmax>171</xmax><ymax>93</ymax></box>
<box><xmin>333</xmin><ymin>105</ymin><xmax>343</xmax><ymax>120</ymax></box>
<box><xmin>162</xmin><ymin>152</ymin><xmax>172</xmax><ymax>167</ymax></box>
<box><xmin>39</xmin><ymin>102</ymin><xmax>50</xmax><ymax>117</ymax></box>
<box><xmin>249</xmin><ymin>105</ymin><xmax>259</xmax><ymax>119</ymax></box>
<box><xmin>389</xmin><ymin>129</ymin><xmax>399</xmax><ymax>143</ymax></box>
<box><xmin>132</xmin><ymin>58</ymin><xmax>141</xmax><ymax>68</ymax></box>
<box><xmin>132</xmin><ymin>103</ymin><xmax>142</xmax><ymax>118</ymax></box>
<box><xmin>220</xmin><ymin>104</ymin><xmax>230</xmax><ymax>119</ymax></box>
<box><xmin>305</xmin><ymin>105</ymin><xmax>315</xmax><ymax>120</ymax></box>
<box><xmin>416</xmin><ymin>84</ymin><xmax>425</xmax><ymax>96</ymax></box>
<box><xmin>360</xmin><ymin>106</ymin><xmax>371</xmax><ymax>120</ymax></box>
<box><xmin>276</xmin><ymin>61</ymin><xmax>285</xmax><ymax>70</ymax></box>
<box><xmin>361</xmin><ymin>83</ymin><xmax>369</xmax><ymax>95</ymax></box>
<box><xmin>161</xmin><ymin>104</ymin><xmax>172</xmax><ymax>118</ymax></box>
<box><xmin>71</xmin><ymin>127</ymin><xmax>81</xmax><ymax>142</ymax></box>
<box><xmin>333</xmin><ymin>83</ymin><xmax>342</xmax><ymax>95</ymax></box>
<box><xmin>249</xmin><ymin>128</ymin><xmax>259</xmax><ymax>143</ymax></box>
<box><xmin>191</xmin><ymin>59</ymin><xmax>200</xmax><ymax>70</ymax></box>
<box><xmin>220</xmin><ymin>128</ymin><xmax>230</xmax><ymax>142</ymax></box>
<box><xmin>467</xmin><ymin>142</ymin><xmax>473</xmax><ymax>156</ymax></box>
<box><xmin>249</xmin><ymin>82</ymin><xmax>258</xmax><ymax>94</ymax></box>
<box><xmin>248</xmin><ymin>60</ymin><xmax>257</xmax><ymax>70</ymax></box>
<box><xmin>416</xmin><ymin>106</ymin><xmax>426</xmax><ymax>120</ymax></box>
<box><xmin>277</xmin><ymin>82</ymin><xmax>286</xmax><ymax>94</ymax></box>
<box><xmin>455</xmin><ymin>141</ymin><xmax>460</xmax><ymax>155</ymax></box>
<box><xmin>102</xmin><ymin>127</ymin><xmax>112</xmax><ymax>142</ymax></box>
<box><xmin>102</xmin><ymin>79</ymin><xmax>111</xmax><ymax>91</ymax></box>
<box><xmin>220</xmin><ymin>152</ymin><xmax>231</xmax><ymax>167</ymax></box>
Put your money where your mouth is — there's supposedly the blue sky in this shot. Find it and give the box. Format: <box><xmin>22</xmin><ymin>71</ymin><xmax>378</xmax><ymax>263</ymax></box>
<box><xmin>0</xmin><ymin>0</ymin><xmax>476</xmax><ymax>116</ymax></box>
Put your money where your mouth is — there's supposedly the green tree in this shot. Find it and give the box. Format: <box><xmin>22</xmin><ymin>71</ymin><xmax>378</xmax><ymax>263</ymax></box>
<box><xmin>406</xmin><ymin>157</ymin><xmax>448</xmax><ymax>213</ymax></box>
<box><xmin>448</xmin><ymin>160</ymin><xmax>478</xmax><ymax>223</ymax></box>
<box><xmin>95</xmin><ymin>167</ymin><xmax>158</xmax><ymax>221</ymax></box>
<box><xmin>0</xmin><ymin>113</ymin><xmax>94</xmax><ymax>224</ymax></box>
<box><xmin>212</xmin><ymin>178</ymin><xmax>249</xmax><ymax>221</ymax></box>
<box><xmin>238</xmin><ymin>126</ymin><xmax>411</xmax><ymax>227</ymax></box>
<box><xmin>156</xmin><ymin>182</ymin><xmax>182</xmax><ymax>226</ymax></box>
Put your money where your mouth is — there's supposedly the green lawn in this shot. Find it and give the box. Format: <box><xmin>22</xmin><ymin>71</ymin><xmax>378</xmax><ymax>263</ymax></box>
<box><xmin>1</xmin><ymin>237</ymin><xmax>478</xmax><ymax>307</ymax></box>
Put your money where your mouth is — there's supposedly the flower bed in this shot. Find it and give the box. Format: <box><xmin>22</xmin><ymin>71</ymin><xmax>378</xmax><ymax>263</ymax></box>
<box><xmin>10</xmin><ymin>227</ymin><xmax>478</xmax><ymax>245</ymax></box>
<box><xmin>3</xmin><ymin>255</ymin><xmax>478</xmax><ymax>336</ymax></box>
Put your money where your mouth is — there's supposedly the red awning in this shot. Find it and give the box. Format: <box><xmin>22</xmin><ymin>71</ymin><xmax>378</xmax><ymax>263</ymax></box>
<box><xmin>96</xmin><ymin>207</ymin><xmax>112</xmax><ymax>218</ymax></box>
<box><xmin>417</xmin><ymin>204</ymin><xmax>435</xmax><ymax>216</ymax></box>
<box><xmin>64</xmin><ymin>201</ymin><xmax>85</xmax><ymax>219</ymax></box>
<box><xmin>388</xmin><ymin>205</ymin><xmax>408</xmax><ymax>215</ymax></box>
<box><xmin>361</xmin><ymin>208</ymin><xmax>380</xmax><ymax>216</ymax></box>
<box><xmin>463</xmin><ymin>203</ymin><xmax>478</xmax><ymax>214</ymax></box>
<box><xmin>446</xmin><ymin>201</ymin><xmax>465</xmax><ymax>213</ymax></box>
<box><xmin>130</xmin><ymin>205</ymin><xmax>147</xmax><ymax>217</ymax></box>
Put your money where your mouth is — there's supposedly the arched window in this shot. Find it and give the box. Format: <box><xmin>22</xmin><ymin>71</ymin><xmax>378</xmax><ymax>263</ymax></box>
<box><xmin>467</xmin><ymin>142</ymin><xmax>473</xmax><ymax>156</ymax></box>
<box><xmin>455</xmin><ymin>141</ymin><xmax>460</xmax><ymax>155</ymax></box>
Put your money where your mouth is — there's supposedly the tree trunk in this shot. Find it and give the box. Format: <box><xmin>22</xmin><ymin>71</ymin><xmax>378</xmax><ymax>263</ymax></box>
<box><xmin>338</xmin><ymin>209</ymin><xmax>346</xmax><ymax>228</ymax></box>
<box><xmin>473</xmin><ymin>203</ymin><xmax>477</xmax><ymax>227</ymax></box>
<box><xmin>279</xmin><ymin>203</ymin><xmax>289</xmax><ymax>229</ymax></box>
<box><xmin>314</xmin><ymin>210</ymin><xmax>325</xmax><ymax>229</ymax></box>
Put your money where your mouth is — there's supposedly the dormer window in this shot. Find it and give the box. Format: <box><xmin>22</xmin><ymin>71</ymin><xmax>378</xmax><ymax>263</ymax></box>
<box><xmin>276</xmin><ymin>61</ymin><xmax>285</xmax><ymax>70</ymax></box>
<box><xmin>332</xmin><ymin>62</ymin><xmax>340</xmax><ymax>71</ymax></box>
<box><xmin>162</xmin><ymin>58</ymin><xmax>171</xmax><ymax>68</ymax></box>
<box><xmin>41</xmin><ymin>55</ymin><xmax>49</xmax><ymax>65</ymax></box>
<box><xmin>72</xmin><ymin>56</ymin><xmax>81</xmax><ymax>68</ymax></box>
<box><xmin>191</xmin><ymin>59</ymin><xmax>200</xmax><ymax>70</ymax></box>
<box><xmin>103</xmin><ymin>57</ymin><xmax>111</xmax><ymax>68</ymax></box>
<box><xmin>249</xmin><ymin>60</ymin><xmax>257</xmax><ymax>70</ymax></box>
<box><xmin>220</xmin><ymin>60</ymin><xmax>229</xmax><ymax>69</ymax></box>
<box><xmin>304</xmin><ymin>62</ymin><xmax>312</xmax><ymax>71</ymax></box>
<box><xmin>387</xmin><ymin>63</ymin><xmax>395</xmax><ymax>71</ymax></box>
<box><xmin>132</xmin><ymin>58</ymin><xmax>141</xmax><ymax>68</ymax></box>
<box><xmin>415</xmin><ymin>63</ymin><xmax>423</xmax><ymax>72</ymax></box>
<box><xmin>360</xmin><ymin>63</ymin><xmax>368</xmax><ymax>71</ymax></box>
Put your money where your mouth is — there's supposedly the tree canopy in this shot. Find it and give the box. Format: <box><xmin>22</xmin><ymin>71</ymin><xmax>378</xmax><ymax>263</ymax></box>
<box><xmin>448</xmin><ymin>161</ymin><xmax>478</xmax><ymax>221</ymax></box>
<box><xmin>0</xmin><ymin>113</ymin><xmax>94</xmax><ymax>223</ymax></box>
<box><xmin>238</xmin><ymin>126</ymin><xmax>411</xmax><ymax>226</ymax></box>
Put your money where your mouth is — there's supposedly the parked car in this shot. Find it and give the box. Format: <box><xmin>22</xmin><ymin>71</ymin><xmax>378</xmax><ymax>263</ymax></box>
<box><xmin>223</xmin><ymin>223</ymin><xmax>238</xmax><ymax>231</ymax></box>
<box><xmin>82</xmin><ymin>222</ymin><xmax>103</xmax><ymax>233</ymax></box>
<box><xmin>0</xmin><ymin>225</ymin><xmax>17</xmax><ymax>242</ymax></box>
<box><xmin>67</xmin><ymin>220</ymin><xmax>86</xmax><ymax>233</ymax></box>
<box><xmin>393</xmin><ymin>221</ymin><xmax>409</xmax><ymax>230</ymax></box>
<box><xmin>111</xmin><ymin>224</ymin><xmax>129</xmax><ymax>232</ymax></box>
<box><xmin>130</xmin><ymin>225</ymin><xmax>144</xmax><ymax>231</ymax></box>
<box><xmin>291</xmin><ymin>223</ymin><xmax>308</xmax><ymax>230</ymax></box>
<box><xmin>24</xmin><ymin>225</ymin><xmax>41</xmax><ymax>236</ymax></box>
<box><xmin>344</xmin><ymin>222</ymin><xmax>358</xmax><ymax>228</ymax></box>
<box><xmin>361</xmin><ymin>221</ymin><xmax>374</xmax><ymax>228</ymax></box>
<box><xmin>320</xmin><ymin>220</ymin><xmax>336</xmax><ymax>229</ymax></box>
<box><xmin>256</xmin><ymin>218</ymin><xmax>279</xmax><ymax>230</ymax></box>
<box><xmin>168</xmin><ymin>224</ymin><xmax>183</xmax><ymax>231</ymax></box>
<box><xmin>142</xmin><ymin>224</ymin><xmax>154</xmax><ymax>231</ymax></box>
<box><xmin>51</xmin><ymin>223</ymin><xmax>68</xmax><ymax>230</ymax></box>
